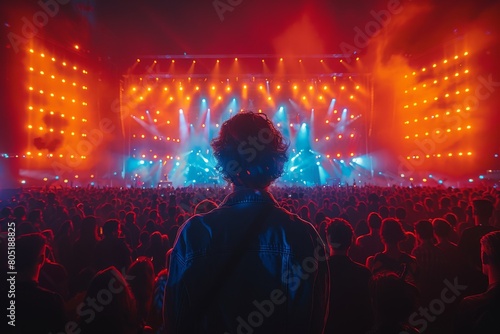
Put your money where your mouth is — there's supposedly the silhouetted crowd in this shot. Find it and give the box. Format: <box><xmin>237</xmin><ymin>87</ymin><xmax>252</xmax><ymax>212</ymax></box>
<box><xmin>1</xmin><ymin>184</ymin><xmax>499</xmax><ymax>334</ymax></box>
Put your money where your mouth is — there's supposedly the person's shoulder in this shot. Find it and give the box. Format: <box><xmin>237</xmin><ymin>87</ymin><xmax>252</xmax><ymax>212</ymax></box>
<box><xmin>172</xmin><ymin>214</ymin><xmax>211</xmax><ymax>249</ymax></box>
<box><xmin>356</xmin><ymin>234</ymin><xmax>368</xmax><ymax>245</ymax></box>
<box><xmin>459</xmin><ymin>291</ymin><xmax>487</xmax><ymax>311</ymax></box>
<box><xmin>349</xmin><ymin>258</ymin><xmax>372</xmax><ymax>276</ymax></box>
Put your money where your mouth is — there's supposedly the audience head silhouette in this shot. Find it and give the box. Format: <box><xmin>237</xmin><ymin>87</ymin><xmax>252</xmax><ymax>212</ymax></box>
<box><xmin>211</xmin><ymin>111</ymin><xmax>288</xmax><ymax>189</ymax></box>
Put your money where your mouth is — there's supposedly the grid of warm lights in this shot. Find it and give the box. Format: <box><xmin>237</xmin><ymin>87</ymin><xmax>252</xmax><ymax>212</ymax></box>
<box><xmin>24</xmin><ymin>47</ymin><xmax>92</xmax><ymax>161</ymax></box>
<box><xmin>401</xmin><ymin>50</ymin><xmax>474</xmax><ymax>161</ymax></box>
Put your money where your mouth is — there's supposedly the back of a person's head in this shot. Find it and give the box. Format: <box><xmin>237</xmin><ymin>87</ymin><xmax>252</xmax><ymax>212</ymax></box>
<box><xmin>125</xmin><ymin>211</ymin><xmax>136</xmax><ymax>224</ymax></box>
<box><xmin>211</xmin><ymin>111</ymin><xmax>288</xmax><ymax>189</ymax></box>
<box><xmin>57</xmin><ymin>219</ymin><xmax>74</xmax><ymax>236</ymax></box>
<box><xmin>314</xmin><ymin>211</ymin><xmax>326</xmax><ymax>225</ymax></box>
<box><xmin>443</xmin><ymin>212</ymin><xmax>458</xmax><ymax>227</ymax></box>
<box><xmin>439</xmin><ymin>196</ymin><xmax>451</xmax><ymax>209</ymax></box>
<box><xmin>139</xmin><ymin>231</ymin><xmax>150</xmax><ymax>245</ymax></box>
<box><xmin>1</xmin><ymin>206</ymin><xmax>12</xmax><ymax>218</ymax></box>
<box><xmin>415</xmin><ymin>220</ymin><xmax>434</xmax><ymax>240</ymax></box>
<box><xmin>379</xmin><ymin>205</ymin><xmax>389</xmax><ymax>218</ymax></box>
<box><xmin>102</xmin><ymin>219</ymin><xmax>120</xmax><ymax>238</ymax></box>
<box><xmin>150</xmin><ymin>231</ymin><xmax>163</xmax><ymax>248</ymax></box>
<box><xmin>357</xmin><ymin>201</ymin><xmax>367</xmax><ymax>213</ymax></box>
<box><xmin>395</xmin><ymin>206</ymin><xmax>406</xmax><ymax>220</ymax></box>
<box><xmin>473</xmin><ymin>199</ymin><xmax>494</xmax><ymax>218</ymax></box>
<box><xmin>380</xmin><ymin>218</ymin><xmax>406</xmax><ymax>245</ymax></box>
<box><xmin>13</xmin><ymin>205</ymin><xmax>26</xmax><ymax>219</ymax></box>
<box><xmin>331</xmin><ymin>203</ymin><xmax>341</xmax><ymax>217</ymax></box>
<box><xmin>354</xmin><ymin>219</ymin><xmax>369</xmax><ymax>237</ymax></box>
<box><xmin>424</xmin><ymin>197</ymin><xmax>434</xmax><ymax>210</ymax></box>
<box><xmin>16</xmin><ymin>233</ymin><xmax>46</xmax><ymax>275</ymax></box>
<box><xmin>149</xmin><ymin>210</ymin><xmax>159</xmax><ymax>220</ymax></box>
<box><xmin>368</xmin><ymin>193</ymin><xmax>379</xmax><ymax>203</ymax></box>
<box><xmin>432</xmin><ymin>218</ymin><xmax>453</xmax><ymax>239</ymax></box>
<box><xmin>80</xmin><ymin>267</ymin><xmax>137</xmax><ymax>334</ymax></box>
<box><xmin>481</xmin><ymin>231</ymin><xmax>500</xmax><ymax>269</ymax></box>
<box><xmin>299</xmin><ymin>205</ymin><xmax>310</xmax><ymax>216</ymax></box>
<box><xmin>325</xmin><ymin>218</ymin><xmax>354</xmax><ymax>252</ymax></box>
<box><xmin>194</xmin><ymin>199</ymin><xmax>217</xmax><ymax>214</ymax></box>
<box><xmin>127</xmin><ymin>257</ymin><xmax>155</xmax><ymax>301</ymax></box>
<box><xmin>367</xmin><ymin>212</ymin><xmax>382</xmax><ymax>230</ymax></box>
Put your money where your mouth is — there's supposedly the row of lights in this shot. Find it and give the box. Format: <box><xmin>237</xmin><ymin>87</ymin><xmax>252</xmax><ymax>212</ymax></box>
<box><xmin>28</xmin><ymin>49</ymin><xmax>89</xmax><ymax>74</ymax></box>
<box><xmin>404</xmin><ymin>106</ymin><xmax>472</xmax><ymax>123</ymax></box>
<box><xmin>403</xmin><ymin>70</ymin><xmax>470</xmax><ymax>94</ymax></box>
<box><xmin>23</xmin><ymin>153</ymin><xmax>87</xmax><ymax>159</ymax></box>
<box><xmin>402</xmin><ymin>87</ymin><xmax>471</xmax><ymax>109</ymax></box>
<box><xmin>132</xmin><ymin>94</ymin><xmax>355</xmax><ymax>103</ymax></box>
<box><xmin>132</xmin><ymin>134</ymin><xmax>181</xmax><ymax>142</ymax></box>
<box><xmin>406</xmin><ymin>151</ymin><xmax>473</xmax><ymax>160</ymax></box>
<box><xmin>27</xmin><ymin>86</ymin><xmax>88</xmax><ymax>105</ymax></box>
<box><xmin>132</xmin><ymin>154</ymin><xmax>180</xmax><ymax>160</ymax></box>
<box><xmin>136</xmin><ymin>57</ymin><xmax>360</xmax><ymax>64</ymax></box>
<box><xmin>314</xmin><ymin>133</ymin><xmax>356</xmax><ymax>141</ymax></box>
<box><xmin>129</xmin><ymin>152</ymin><xmax>358</xmax><ymax>161</ymax></box>
<box><xmin>403</xmin><ymin>51</ymin><xmax>469</xmax><ymax>78</ymax></box>
<box><xmin>28</xmin><ymin>67</ymin><xmax>90</xmax><ymax>85</ymax></box>
<box><xmin>403</xmin><ymin>125</ymin><xmax>472</xmax><ymax>139</ymax></box>
<box><xmin>129</xmin><ymin>83</ymin><xmax>362</xmax><ymax>95</ymax></box>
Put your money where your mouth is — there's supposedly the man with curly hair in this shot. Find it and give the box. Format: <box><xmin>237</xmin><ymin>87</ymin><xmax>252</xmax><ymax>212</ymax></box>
<box><xmin>164</xmin><ymin>112</ymin><xmax>329</xmax><ymax>333</ymax></box>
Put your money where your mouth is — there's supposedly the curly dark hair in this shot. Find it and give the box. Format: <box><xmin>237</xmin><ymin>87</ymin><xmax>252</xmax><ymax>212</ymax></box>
<box><xmin>211</xmin><ymin>111</ymin><xmax>288</xmax><ymax>188</ymax></box>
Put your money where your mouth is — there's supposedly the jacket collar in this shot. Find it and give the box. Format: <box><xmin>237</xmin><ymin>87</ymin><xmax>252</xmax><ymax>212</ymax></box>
<box><xmin>220</xmin><ymin>187</ymin><xmax>279</xmax><ymax>207</ymax></box>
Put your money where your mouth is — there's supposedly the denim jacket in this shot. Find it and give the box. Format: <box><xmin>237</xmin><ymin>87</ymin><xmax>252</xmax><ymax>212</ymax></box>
<box><xmin>163</xmin><ymin>188</ymin><xmax>329</xmax><ymax>334</ymax></box>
